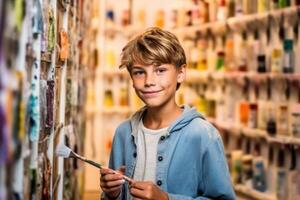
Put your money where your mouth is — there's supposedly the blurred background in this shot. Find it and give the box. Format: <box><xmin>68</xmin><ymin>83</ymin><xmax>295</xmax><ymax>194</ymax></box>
<box><xmin>0</xmin><ymin>0</ymin><xmax>300</xmax><ymax>199</ymax></box>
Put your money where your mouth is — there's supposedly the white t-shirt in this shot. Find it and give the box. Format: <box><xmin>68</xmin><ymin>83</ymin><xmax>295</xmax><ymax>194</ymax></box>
<box><xmin>133</xmin><ymin>120</ymin><xmax>168</xmax><ymax>182</ymax></box>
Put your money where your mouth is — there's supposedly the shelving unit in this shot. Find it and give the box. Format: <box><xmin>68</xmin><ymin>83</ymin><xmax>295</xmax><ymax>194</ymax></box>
<box><xmin>0</xmin><ymin>0</ymin><xmax>95</xmax><ymax>199</ymax></box>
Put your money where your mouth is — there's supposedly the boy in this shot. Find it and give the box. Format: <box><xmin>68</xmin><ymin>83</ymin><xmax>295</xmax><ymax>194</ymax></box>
<box><xmin>100</xmin><ymin>27</ymin><xmax>236</xmax><ymax>200</ymax></box>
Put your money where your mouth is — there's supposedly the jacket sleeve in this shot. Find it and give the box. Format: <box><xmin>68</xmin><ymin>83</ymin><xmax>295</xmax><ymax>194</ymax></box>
<box><xmin>100</xmin><ymin>125</ymin><xmax>127</xmax><ymax>200</ymax></box>
<box><xmin>168</xmin><ymin>128</ymin><xmax>236</xmax><ymax>200</ymax></box>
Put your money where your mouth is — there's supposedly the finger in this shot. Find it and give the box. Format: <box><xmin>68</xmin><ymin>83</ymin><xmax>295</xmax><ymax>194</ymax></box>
<box><xmin>130</xmin><ymin>181</ymin><xmax>151</xmax><ymax>190</ymax></box>
<box><xmin>130</xmin><ymin>186</ymin><xmax>147</xmax><ymax>199</ymax></box>
<box><xmin>132</xmin><ymin>198</ymin><xmax>143</xmax><ymax>200</ymax></box>
<box><xmin>100</xmin><ymin>168</ymin><xmax>116</xmax><ymax>176</ymax></box>
<box><xmin>101</xmin><ymin>173</ymin><xmax>124</xmax><ymax>182</ymax></box>
<box><xmin>102</xmin><ymin>185</ymin><xmax>122</xmax><ymax>193</ymax></box>
<box><xmin>117</xmin><ymin>166</ymin><xmax>126</xmax><ymax>174</ymax></box>
<box><xmin>101</xmin><ymin>178</ymin><xmax>125</xmax><ymax>188</ymax></box>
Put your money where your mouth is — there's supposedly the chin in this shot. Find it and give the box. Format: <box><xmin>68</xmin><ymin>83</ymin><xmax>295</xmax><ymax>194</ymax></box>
<box><xmin>142</xmin><ymin>99</ymin><xmax>162</xmax><ymax>107</ymax></box>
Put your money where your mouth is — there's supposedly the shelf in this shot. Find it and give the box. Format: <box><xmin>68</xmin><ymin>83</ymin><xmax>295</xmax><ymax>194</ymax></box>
<box><xmin>266</xmin><ymin>135</ymin><xmax>300</xmax><ymax>146</ymax></box>
<box><xmin>241</xmin><ymin>127</ymin><xmax>267</xmax><ymax>139</ymax></box>
<box><xmin>185</xmin><ymin>69</ymin><xmax>209</xmax><ymax>83</ymax></box>
<box><xmin>210</xmin><ymin>119</ymin><xmax>300</xmax><ymax>145</ymax></box>
<box><xmin>102</xmin><ymin>69</ymin><xmax>128</xmax><ymax>77</ymax></box>
<box><xmin>210</xmin><ymin>120</ymin><xmax>241</xmax><ymax>136</ymax></box>
<box><xmin>101</xmin><ymin>106</ymin><xmax>132</xmax><ymax>115</ymax></box>
<box><xmin>172</xmin><ymin>6</ymin><xmax>300</xmax><ymax>36</ymax></box>
<box><xmin>184</xmin><ymin>70</ymin><xmax>300</xmax><ymax>83</ymax></box>
<box><xmin>105</xmin><ymin>24</ymin><xmax>144</xmax><ymax>37</ymax></box>
<box><xmin>234</xmin><ymin>184</ymin><xmax>277</xmax><ymax>200</ymax></box>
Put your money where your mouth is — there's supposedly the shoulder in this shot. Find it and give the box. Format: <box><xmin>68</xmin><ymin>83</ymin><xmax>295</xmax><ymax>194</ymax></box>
<box><xmin>185</xmin><ymin>117</ymin><xmax>221</xmax><ymax>141</ymax></box>
<box><xmin>115</xmin><ymin>119</ymin><xmax>132</xmax><ymax>138</ymax></box>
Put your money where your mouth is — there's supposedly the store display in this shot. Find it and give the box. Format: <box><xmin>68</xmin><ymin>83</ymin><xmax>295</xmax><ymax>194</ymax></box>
<box><xmin>0</xmin><ymin>0</ymin><xmax>91</xmax><ymax>199</ymax></box>
<box><xmin>0</xmin><ymin>0</ymin><xmax>299</xmax><ymax>199</ymax></box>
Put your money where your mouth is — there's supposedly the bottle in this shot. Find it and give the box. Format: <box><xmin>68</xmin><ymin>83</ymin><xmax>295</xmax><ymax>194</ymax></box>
<box><xmin>155</xmin><ymin>10</ymin><xmax>165</xmax><ymax>28</ymax></box>
<box><xmin>239</xmin><ymin>102</ymin><xmax>249</xmax><ymax>127</ymax></box>
<box><xmin>258</xmin><ymin>0</ymin><xmax>269</xmax><ymax>13</ymax></box>
<box><xmin>276</xmin><ymin>148</ymin><xmax>288</xmax><ymax>200</ymax></box>
<box><xmin>288</xmin><ymin>146</ymin><xmax>300</xmax><ymax>200</ymax></box>
<box><xmin>235</xmin><ymin>0</ymin><xmax>243</xmax><ymax>16</ymax></box>
<box><xmin>248</xmin><ymin>103</ymin><xmax>258</xmax><ymax>129</ymax></box>
<box><xmin>209</xmin><ymin>0</ymin><xmax>218</xmax><ymax>22</ymax></box>
<box><xmin>190</xmin><ymin>41</ymin><xmax>199</xmax><ymax>69</ymax></box>
<box><xmin>227</xmin><ymin>0</ymin><xmax>235</xmax><ymax>18</ymax></box>
<box><xmin>238</xmin><ymin>34</ymin><xmax>248</xmax><ymax>72</ymax></box>
<box><xmin>225</xmin><ymin>37</ymin><xmax>235</xmax><ymax>71</ymax></box>
<box><xmin>197</xmin><ymin>39</ymin><xmax>208</xmax><ymax>71</ymax></box>
<box><xmin>289</xmin><ymin>104</ymin><xmax>300</xmax><ymax>138</ymax></box>
<box><xmin>252</xmin><ymin>155</ymin><xmax>267</xmax><ymax>192</ymax></box>
<box><xmin>279</xmin><ymin>0</ymin><xmax>288</xmax><ymax>8</ymax></box>
<box><xmin>277</xmin><ymin>104</ymin><xmax>289</xmax><ymax>136</ymax></box>
<box><xmin>271</xmin><ymin>48</ymin><xmax>282</xmax><ymax>73</ymax></box>
<box><xmin>271</xmin><ymin>0</ymin><xmax>279</xmax><ymax>9</ymax></box>
<box><xmin>242</xmin><ymin>154</ymin><xmax>253</xmax><ymax>186</ymax></box>
<box><xmin>257</xmin><ymin>55</ymin><xmax>267</xmax><ymax>73</ymax></box>
<box><xmin>217</xmin><ymin>0</ymin><xmax>227</xmax><ymax>21</ymax></box>
<box><xmin>231</xmin><ymin>150</ymin><xmax>243</xmax><ymax>184</ymax></box>
<box><xmin>283</xmin><ymin>39</ymin><xmax>294</xmax><ymax>73</ymax></box>
<box><xmin>119</xmin><ymin>77</ymin><xmax>128</xmax><ymax>107</ymax></box>
<box><xmin>267</xmin><ymin>146</ymin><xmax>277</xmax><ymax>194</ymax></box>
<box><xmin>104</xmin><ymin>90</ymin><xmax>114</xmax><ymax>107</ymax></box>
<box><xmin>216</xmin><ymin>51</ymin><xmax>225</xmax><ymax>71</ymax></box>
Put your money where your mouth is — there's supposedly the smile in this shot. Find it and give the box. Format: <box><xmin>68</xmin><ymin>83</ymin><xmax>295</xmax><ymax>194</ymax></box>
<box><xmin>141</xmin><ymin>90</ymin><xmax>162</xmax><ymax>97</ymax></box>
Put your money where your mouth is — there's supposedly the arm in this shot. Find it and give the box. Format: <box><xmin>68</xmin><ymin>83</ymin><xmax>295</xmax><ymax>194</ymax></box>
<box><xmin>101</xmin><ymin>125</ymin><xmax>128</xmax><ymax>200</ymax></box>
<box><xmin>169</xmin><ymin>128</ymin><xmax>236</xmax><ymax>200</ymax></box>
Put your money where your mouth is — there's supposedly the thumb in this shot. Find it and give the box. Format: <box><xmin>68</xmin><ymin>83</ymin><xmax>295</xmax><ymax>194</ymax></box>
<box><xmin>117</xmin><ymin>165</ymin><xmax>126</xmax><ymax>175</ymax></box>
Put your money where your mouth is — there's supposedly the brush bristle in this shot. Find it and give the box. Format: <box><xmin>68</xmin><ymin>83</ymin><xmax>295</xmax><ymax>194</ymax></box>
<box><xmin>56</xmin><ymin>144</ymin><xmax>72</xmax><ymax>158</ymax></box>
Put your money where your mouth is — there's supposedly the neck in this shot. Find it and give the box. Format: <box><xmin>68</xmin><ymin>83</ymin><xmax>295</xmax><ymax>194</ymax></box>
<box><xmin>143</xmin><ymin>101</ymin><xmax>182</xmax><ymax>130</ymax></box>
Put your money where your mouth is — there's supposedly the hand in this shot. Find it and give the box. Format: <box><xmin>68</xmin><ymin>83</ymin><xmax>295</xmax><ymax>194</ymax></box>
<box><xmin>100</xmin><ymin>166</ymin><xmax>126</xmax><ymax>199</ymax></box>
<box><xmin>129</xmin><ymin>181</ymin><xmax>169</xmax><ymax>200</ymax></box>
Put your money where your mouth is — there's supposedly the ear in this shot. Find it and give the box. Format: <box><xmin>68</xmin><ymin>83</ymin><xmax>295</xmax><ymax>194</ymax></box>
<box><xmin>177</xmin><ymin>64</ymin><xmax>186</xmax><ymax>84</ymax></box>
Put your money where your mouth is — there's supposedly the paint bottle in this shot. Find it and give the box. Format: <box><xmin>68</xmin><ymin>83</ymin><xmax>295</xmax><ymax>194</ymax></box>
<box><xmin>231</xmin><ymin>150</ymin><xmax>243</xmax><ymax>184</ymax></box>
<box><xmin>277</xmin><ymin>104</ymin><xmax>289</xmax><ymax>136</ymax></box>
<box><xmin>288</xmin><ymin>146</ymin><xmax>300</xmax><ymax>200</ymax></box>
<box><xmin>283</xmin><ymin>39</ymin><xmax>294</xmax><ymax>73</ymax></box>
<box><xmin>248</xmin><ymin>103</ymin><xmax>258</xmax><ymax>129</ymax></box>
<box><xmin>217</xmin><ymin>0</ymin><xmax>227</xmax><ymax>21</ymax></box>
<box><xmin>257</xmin><ymin>55</ymin><xmax>266</xmax><ymax>73</ymax></box>
<box><xmin>267</xmin><ymin>145</ymin><xmax>277</xmax><ymax>194</ymax></box>
<box><xmin>209</xmin><ymin>0</ymin><xmax>218</xmax><ymax>22</ymax></box>
<box><xmin>242</xmin><ymin>154</ymin><xmax>253</xmax><ymax>187</ymax></box>
<box><xmin>235</xmin><ymin>0</ymin><xmax>243</xmax><ymax>16</ymax></box>
<box><xmin>271</xmin><ymin>48</ymin><xmax>282</xmax><ymax>73</ymax></box>
<box><xmin>252</xmin><ymin>155</ymin><xmax>267</xmax><ymax>192</ymax></box>
<box><xmin>216</xmin><ymin>51</ymin><xmax>225</xmax><ymax>71</ymax></box>
<box><xmin>276</xmin><ymin>147</ymin><xmax>288</xmax><ymax>200</ymax></box>
<box><xmin>289</xmin><ymin>104</ymin><xmax>300</xmax><ymax>138</ymax></box>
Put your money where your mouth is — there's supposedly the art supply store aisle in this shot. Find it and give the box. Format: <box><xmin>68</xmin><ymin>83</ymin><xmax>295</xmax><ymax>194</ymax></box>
<box><xmin>1</xmin><ymin>0</ymin><xmax>300</xmax><ymax>200</ymax></box>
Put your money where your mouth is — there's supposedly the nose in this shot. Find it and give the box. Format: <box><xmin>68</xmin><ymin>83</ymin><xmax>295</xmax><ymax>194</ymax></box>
<box><xmin>144</xmin><ymin>73</ymin><xmax>156</xmax><ymax>87</ymax></box>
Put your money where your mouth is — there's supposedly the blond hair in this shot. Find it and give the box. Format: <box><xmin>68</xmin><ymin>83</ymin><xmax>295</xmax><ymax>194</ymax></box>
<box><xmin>119</xmin><ymin>27</ymin><xmax>186</xmax><ymax>71</ymax></box>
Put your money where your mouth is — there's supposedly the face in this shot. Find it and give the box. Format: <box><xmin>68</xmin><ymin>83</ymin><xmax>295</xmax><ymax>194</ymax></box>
<box><xmin>130</xmin><ymin>63</ymin><xmax>185</xmax><ymax>108</ymax></box>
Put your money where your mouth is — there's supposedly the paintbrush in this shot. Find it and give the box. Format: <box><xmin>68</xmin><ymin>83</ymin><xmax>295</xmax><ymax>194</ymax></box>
<box><xmin>55</xmin><ymin>143</ymin><xmax>133</xmax><ymax>183</ymax></box>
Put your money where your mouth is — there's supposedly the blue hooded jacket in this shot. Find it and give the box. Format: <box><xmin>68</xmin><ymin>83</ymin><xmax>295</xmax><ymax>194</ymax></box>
<box><xmin>103</xmin><ymin>105</ymin><xmax>236</xmax><ymax>200</ymax></box>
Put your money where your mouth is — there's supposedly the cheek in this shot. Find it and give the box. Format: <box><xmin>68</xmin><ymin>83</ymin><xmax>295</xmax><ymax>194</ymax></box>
<box><xmin>160</xmin><ymin>77</ymin><xmax>177</xmax><ymax>89</ymax></box>
<box><xmin>132</xmin><ymin>79</ymin><xmax>143</xmax><ymax>89</ymax></box>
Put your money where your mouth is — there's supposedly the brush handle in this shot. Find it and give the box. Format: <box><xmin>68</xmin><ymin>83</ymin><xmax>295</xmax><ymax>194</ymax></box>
<box><xmin>73</xmin><ymin>153</ymin><xmax>133</xmax><ymax>183</ymax></box>
<box><xmin>84</xmin><ymin>159</ymin><xmax>102</xmax><ymax>169</ymax></box>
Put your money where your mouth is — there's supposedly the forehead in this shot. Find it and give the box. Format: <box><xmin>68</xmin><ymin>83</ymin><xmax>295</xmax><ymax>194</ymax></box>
<box><xmin>131</xmin><ymin>63</ymin><xmax>175</xmax><ymax>69</ymax></box>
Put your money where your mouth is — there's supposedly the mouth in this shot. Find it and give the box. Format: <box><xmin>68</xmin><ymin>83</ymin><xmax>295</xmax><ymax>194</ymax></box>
<box><xmin>141</xmin><ymin>90</ymin><xmax>162</xmax><ymax>98</ymax></box>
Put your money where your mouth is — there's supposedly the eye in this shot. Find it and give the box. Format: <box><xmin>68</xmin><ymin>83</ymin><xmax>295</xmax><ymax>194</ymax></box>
<box><xmin>132</xmin><ymin>70</ymin><xmax>145</xmax><ymax>76</ymax></box>
<box><xmin>156</xmin><ymin>68</ymin><xmax>167</xmax><ymax>74</ymax></box>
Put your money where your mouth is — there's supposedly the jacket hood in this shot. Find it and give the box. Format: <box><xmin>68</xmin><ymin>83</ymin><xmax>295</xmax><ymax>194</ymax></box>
<box><xmin>130</xmin><ymin>105</ymin><xmax>204</xmax><ymax>137</ymax></box>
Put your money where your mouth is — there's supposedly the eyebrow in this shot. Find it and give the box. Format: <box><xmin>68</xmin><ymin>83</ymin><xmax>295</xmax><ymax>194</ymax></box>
<box><xmin>132</xmin><ymin>64</ymin><xmax>164</xmax><ymax>69</ymax></box>
<box><xmin>132</xmin><ymin>66</ymin><xmax>145</xmax><ymax>70</ymax></box>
